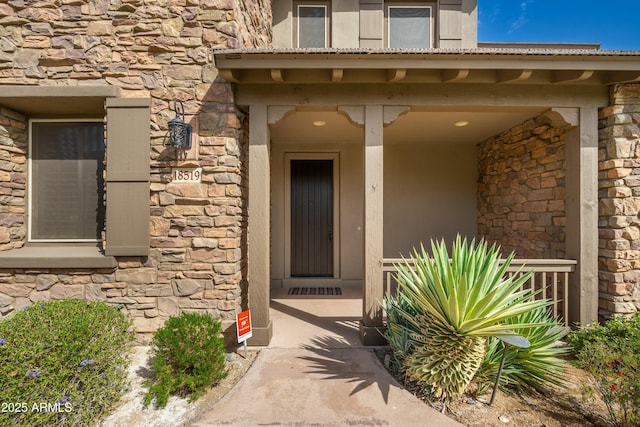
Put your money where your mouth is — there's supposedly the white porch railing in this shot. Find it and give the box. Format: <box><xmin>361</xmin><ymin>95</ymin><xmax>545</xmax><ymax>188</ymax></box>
<box><xmin>382</xmin><ymin>258</ymin><xmax>577</xmax><ymax>327</ymax></box>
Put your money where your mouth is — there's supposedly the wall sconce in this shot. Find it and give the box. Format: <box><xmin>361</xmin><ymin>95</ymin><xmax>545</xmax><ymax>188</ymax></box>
<box><xmin>168</xmin><ymin>99</ymin><xmax>192</xmax><ymax>150</ymax></box>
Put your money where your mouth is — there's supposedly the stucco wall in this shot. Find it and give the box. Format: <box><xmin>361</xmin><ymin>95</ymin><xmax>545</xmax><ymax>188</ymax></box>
<box><xmin>270</xmin><ymin>139</ymin><xmax>478</xmax><ymax>284</ymax></box>
<box><xmin>598</xmin><ymin>84</ymin><xmax>640</xmax><ymax>318</ymax></box>
<box><xmin>384</xmin><ymin>143</ymin><xmax>478</xmax><ymax>257</ymax></box>
<box><xmin>0</xmin><ymin>0</ymin><xmax>272</xmax><ymax>336</ymax></box>
<box><xmin>477</xmin><ymin>115</ymin><xmax>566</xmax><ymax>259</ymax></box>
<box><xmin>272</xmin><ymin>0</ymin><xmax>477</xmax><ymax>49</ymax></box>
<box><xmin>270</xmin><ymin>141</ymin><xmax>364</xmax><ymax>286</ymax></box>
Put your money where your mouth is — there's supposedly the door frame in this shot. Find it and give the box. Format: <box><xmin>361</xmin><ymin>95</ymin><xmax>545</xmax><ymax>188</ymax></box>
<box><xmin>284</xmin><ymin>152</ymin><xmax>340</xmax><ymax>286</ymax></box>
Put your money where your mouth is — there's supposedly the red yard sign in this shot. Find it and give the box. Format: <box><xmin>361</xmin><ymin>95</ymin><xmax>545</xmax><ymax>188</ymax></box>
<box><xmin>236</xmin><ymin>310</ymin><xmax>252</xmax><ymax>343</ymax></box>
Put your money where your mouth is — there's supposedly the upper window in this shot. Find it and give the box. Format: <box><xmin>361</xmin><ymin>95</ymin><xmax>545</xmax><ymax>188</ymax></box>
<box><xmin>295</xmin><ymin>3</ymin><xmax>330</xmax><ymax>48</ymax></box>
<box><xmin>387</xmin><ymin>5</ymin><xmax>432</xmax><ymax>48</ymax></box>
<box><xmin>29</xmin><ymin>120</ymin><xmax>105</xmax><ymax>242</ymax></box>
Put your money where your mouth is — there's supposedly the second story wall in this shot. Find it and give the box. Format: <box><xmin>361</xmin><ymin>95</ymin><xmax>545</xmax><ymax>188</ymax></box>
<box><xmin>273</xmin><ymin>0</ymin><xmax>477</xmax><ymax>49</ymax></box>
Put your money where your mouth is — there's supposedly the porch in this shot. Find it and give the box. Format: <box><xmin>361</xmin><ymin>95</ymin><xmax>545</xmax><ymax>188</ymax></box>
<box><xmin>246</xmin><ymin>106</ymin><xmax>595</xmax><ymax>346</ymax></box>
<box><xmin>213</xmin><ymin>50</ymin><xmax>611</xmax><ymax>345</ymax></box>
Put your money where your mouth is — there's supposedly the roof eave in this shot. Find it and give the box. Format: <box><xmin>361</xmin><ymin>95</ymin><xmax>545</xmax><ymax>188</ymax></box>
<box><xmin>213</xmin><ymin>49</ymin><xmax>640</xmax><ymax>85</ymax></box>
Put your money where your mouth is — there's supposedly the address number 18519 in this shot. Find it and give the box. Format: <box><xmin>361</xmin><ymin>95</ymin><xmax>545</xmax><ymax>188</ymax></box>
<box><xmin>172</xmin><ymin>167</ymin><xmax>202</xmax><ymax>183</ymax></box>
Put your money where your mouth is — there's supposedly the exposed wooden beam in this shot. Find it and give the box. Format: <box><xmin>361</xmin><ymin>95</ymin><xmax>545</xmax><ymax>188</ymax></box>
<box><xmin>235</xmin><ymin>83</ymin><xmax>609</xmax><ymax>108</ymax></box>
<box><xmin>603</xmin><ymin>71</ymin><xmax>640</xmax><ymax>84</ymax></box>
<box><xmin>386</xmin><ymin>68</ymin><xmax>407</xmax><ymax>82</ymax></box>
<box><xmin>270</xmin><ymin>69</ymin><xmax>284</xmax><ymax>83</ymax></box>
<box><xmin>331</xmin><ymin>68</ymin><xmax>343</xmax><ymax>82</ymax></box>
<box><xmin>219</xmin><ymin>69</ymin><xmax>240</xmax><ymax>83</ymax></box>
<box><xmin>497</xmin><ymin>69</ymin><xmax>533</xmax><ymax>83</ymax></box>
<box><xmin>442</xmin><ymin>69</ymin><xmax>470</xmax><ymax>83</ymax></box>
<box><xmin>552</xmin><ymin>70</ymin><xmax>594</xmax><ymax>84</ymax></box>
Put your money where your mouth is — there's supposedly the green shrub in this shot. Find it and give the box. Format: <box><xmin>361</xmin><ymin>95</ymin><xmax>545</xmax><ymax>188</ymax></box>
<box><xmin>387</xmin><ymin>236</ymin><xmax>556</xmax><ymax>402</ymax></box>
<box><xmin>474</xmin><ymin>306</ymin><xmax>569</xmax><ymax>395</ymax></box>
<box><xmin>144</xmin><ymin>312</ymin><xmax>228</xmax><ymax>408</ymax></box>
<box><xmin>567</xmin><ymin>313</ymin><xmax>640</xmax><ymax>427</ymax></box>
<box><xmin>0</xmin><ymin>300</ymin><xmax>134</xmax><ymax>426</ymax></box>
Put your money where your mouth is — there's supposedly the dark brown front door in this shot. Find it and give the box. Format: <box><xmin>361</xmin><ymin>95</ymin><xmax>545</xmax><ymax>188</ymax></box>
<box><xmin>291</xmin><ymin>159</ymin><xmax>333</xmax><ymax>277</ymax></box>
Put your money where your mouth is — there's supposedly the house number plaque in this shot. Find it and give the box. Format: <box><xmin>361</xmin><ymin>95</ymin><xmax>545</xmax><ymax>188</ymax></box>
<box><xmin>172</xmin><ymin>167</ymin><xmax>202</xmax><ymax>183</ymax></box>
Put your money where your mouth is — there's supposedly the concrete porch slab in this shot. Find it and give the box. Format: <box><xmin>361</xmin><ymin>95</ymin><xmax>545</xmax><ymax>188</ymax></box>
<box><xmin>268</xmin><ymin>286</ymin><xmax>365</xmax><ymax>348</ymax></box>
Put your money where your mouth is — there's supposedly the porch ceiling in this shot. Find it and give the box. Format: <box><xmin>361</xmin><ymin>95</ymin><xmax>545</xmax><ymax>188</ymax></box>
<box><xmin>270</xmin><ymin>107</ymin><xmax>546</xmax><ymax>145</ymax></box>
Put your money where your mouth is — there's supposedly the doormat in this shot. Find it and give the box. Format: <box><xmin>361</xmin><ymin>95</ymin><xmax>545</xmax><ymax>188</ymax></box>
<box><xmin>287</xmin><ymin>287</ymin><xmax>342</xmax><ymax>296</ymax></box>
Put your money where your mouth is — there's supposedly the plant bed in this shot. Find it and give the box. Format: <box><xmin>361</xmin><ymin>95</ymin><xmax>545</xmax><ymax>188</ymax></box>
<box><xmin>376</xmin><ymin>347</ymin><xmax>612</xmax><ymax>427</ymax></box>
<box><xmin>0</xmin><ymin>300</ymin><xmax>134</xmax><ymax>426</ymax></box>
<box><xmin>100</xmin><ymin>346</ymin><xmax>258</xmax><ymax>427</ymax></box>
<box><xmin>380</xmin><ymin>236</ymin><xmax>635</xmax><ymax>426</ymax></box>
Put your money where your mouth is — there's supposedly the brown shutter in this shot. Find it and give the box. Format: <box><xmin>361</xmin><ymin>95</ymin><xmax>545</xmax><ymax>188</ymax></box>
<box><xmin>105</xmin><ymin>98</ymin><xmax>150</xmax><ymax>256</ymax></box>
<box><xmin>359</xmin><ymin>0</ymin><xmax>383</xmax><ymax>48</ymax></box>
<box><xmin>439</xmin><ymin>0</ymin><xmax>463</xmax><ymax>48</ymax></box>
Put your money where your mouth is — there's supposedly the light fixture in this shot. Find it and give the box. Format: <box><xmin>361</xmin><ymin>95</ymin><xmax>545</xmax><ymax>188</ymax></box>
<box><xmin>454</xmin><ymin>121</ymin><xmax>469</xmax><ymax>127</ymax></box>
<box><xmin>168</xmin><ymin>99</ymin><xmax>192</xmax><ymax>149</ymax></box>
<box><xmin>313</xmin><ymin>120</ymin><xmax>326</xmax><ymax>127</ymax></box>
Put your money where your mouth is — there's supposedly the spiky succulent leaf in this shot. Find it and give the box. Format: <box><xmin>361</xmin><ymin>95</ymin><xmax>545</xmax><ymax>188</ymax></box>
<box><xmin>391</xmin><ymin>235</ymin><xmax>555</xmax><ymax>400</ymax></box>
<box><xmin>406</xmin><ymin>316</ymin><xmax>487</xmax><ymax>399</ymax></box>
<box><xmin>474</xmin><ymin>306</ymin><xmax>569</xmax><ymax>395</ymax></box>
<box><xmin>383</xmin><ymin>293</ymin><xmax>419</xmax><ymax>365</ymax></box>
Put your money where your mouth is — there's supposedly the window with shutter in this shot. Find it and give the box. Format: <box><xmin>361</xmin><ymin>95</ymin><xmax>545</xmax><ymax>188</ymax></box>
<box><xmin>0</xmin><ymin>87</ymin><xmax>149</xmax><ymax>267</ymax></box>
<box><xmin>29</xmin><ymin>120</ymin><xmax>105</xmax><ymax>242</ymax></box>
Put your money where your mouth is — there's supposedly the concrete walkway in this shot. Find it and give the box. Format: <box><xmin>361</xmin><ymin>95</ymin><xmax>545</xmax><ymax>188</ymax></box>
<box><xmin>190</xmin><ymin>287</ymin><xmax>463</xmax><ymax>426</ymax></box>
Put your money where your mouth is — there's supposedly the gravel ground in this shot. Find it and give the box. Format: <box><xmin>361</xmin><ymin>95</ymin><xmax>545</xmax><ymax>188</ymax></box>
<box><xmin>99</xmin><ymin>346</ymin><xmax>258</xmax><ymax>427</ymax></box>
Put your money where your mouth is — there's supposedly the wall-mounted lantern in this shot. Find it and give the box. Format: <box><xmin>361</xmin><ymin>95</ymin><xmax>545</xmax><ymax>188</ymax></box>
<box><xmin>168</xmin><ymin>99</ymin><xmax>192</xmax><ymax>150</ymax></box>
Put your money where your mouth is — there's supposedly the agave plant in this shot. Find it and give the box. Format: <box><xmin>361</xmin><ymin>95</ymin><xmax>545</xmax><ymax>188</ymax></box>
<box><xmin>474</xmin><ymin>306</ymin><xmax>569</xmax><ymax>395</ymax></box>
<box><xmin>392</xmin><ymin>236</ymin><xmax>553</xmax><ymax>402</ymax></box>
<box><xmin>383</xmin><ymin>290</ymin><xmax>419</xmax><ymax>372</ymax></box>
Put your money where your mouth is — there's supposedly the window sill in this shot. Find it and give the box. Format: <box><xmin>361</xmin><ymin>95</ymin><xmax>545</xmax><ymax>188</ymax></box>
<box><xmin>0</xmin><ymin>246</ymin><xmax>118</xmax><ymax>269</ymax></box>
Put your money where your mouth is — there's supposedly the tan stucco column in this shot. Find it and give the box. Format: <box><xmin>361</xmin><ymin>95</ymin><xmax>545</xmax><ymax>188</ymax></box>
<box><xmin>564</xmin><ymin>107</ymin><xmax>599</xmax><ymax>325</ymax></box>
<box><xmin>360</xmin><ymin>104</ymin><xmax>386</xmax><ymax>345</ymax></box>
<box><xmin>247</xmin><ymin>103</ymin><xmax>273</xmax><ymax>345</ymax></box>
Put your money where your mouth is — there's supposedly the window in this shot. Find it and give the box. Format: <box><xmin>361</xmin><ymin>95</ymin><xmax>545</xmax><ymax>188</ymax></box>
<box><xmin>29</xmin><ymin>120</ymin><xmax>105</xmax><ymax>242</ymax></box>
<box><xmin>296</xmin><ymin>3</ymin><xmax>330</xmax><ymax>48</ymax></box>
<box><xmin>387</xmin><ymin>5</ymin><xmax>432</xmax><ymax>48</ymax></box>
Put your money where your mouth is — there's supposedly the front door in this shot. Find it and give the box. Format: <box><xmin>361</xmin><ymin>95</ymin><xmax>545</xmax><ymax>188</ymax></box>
<box><xmin>290</xmin><ymin>159</ymin><xmax>333</xmax><ymax>277</ymax></box>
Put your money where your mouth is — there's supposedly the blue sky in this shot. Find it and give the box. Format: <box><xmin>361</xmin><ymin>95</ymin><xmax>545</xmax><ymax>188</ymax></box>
<box><xmin>478</xmin><ymin>0</ymin><xmax>640</xmax><ymax>50</ymax></box>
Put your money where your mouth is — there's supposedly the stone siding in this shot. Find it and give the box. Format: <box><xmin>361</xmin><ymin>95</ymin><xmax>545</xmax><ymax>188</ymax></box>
<box><xmin>598</xmin><ymin>84</ymin><xmax>640</xmax><ymax>318</ymax></box>
<box><xmin>0</xmin><ymin>0</ymin><xmax>272</xmax><ymax>336</ymax></box>
<box><xmin>478</xmin><ymin>115</ymin><xmax>566</xmax><ymax>259</ymax></box>
<box><xmin>0</xmin><ymin>107</ymin><xmax>26</xmax><ymax>251</ymax></box>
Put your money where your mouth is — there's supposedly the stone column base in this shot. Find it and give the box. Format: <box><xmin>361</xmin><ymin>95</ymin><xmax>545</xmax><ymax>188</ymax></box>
<box><xmin>247</xmin><ymin>321</ymin><xmax>273</xmax><ymax>346</ymax></box>
<box><xmin>359</xmin><ymin>321</ymin><xmax>387</xmax><ymax>346</ymax></box>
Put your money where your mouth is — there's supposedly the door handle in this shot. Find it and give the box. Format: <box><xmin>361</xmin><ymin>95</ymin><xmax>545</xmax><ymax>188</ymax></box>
<box><xmin>328</xmin><ymin>227</ymin><xmax>333</xmax><ymax>240</ymax></box>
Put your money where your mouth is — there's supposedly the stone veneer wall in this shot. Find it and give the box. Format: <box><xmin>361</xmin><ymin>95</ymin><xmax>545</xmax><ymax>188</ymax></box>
<box><xmin>477</xmin><ymin>115</ymin><xmax>566</xmax><ymax>259</ymax></box>
<box><xmin>0</xmin><ymin>0</ymin><xmax>272</xmax><ymax>337</ymax></box>
<box><xmin>598</xmin><ymin>84</ymin><xmax>640</xmax><ymax>318</ymax></box>
<box><xmin>0</xmin><ymin>107</ymin><xmax>26</xmax><ymax>251</ymax></box>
